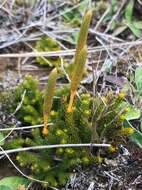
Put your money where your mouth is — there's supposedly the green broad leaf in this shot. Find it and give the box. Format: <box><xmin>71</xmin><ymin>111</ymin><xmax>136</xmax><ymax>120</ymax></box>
<box><xmin>128</xmin><ymin>23</ymin><xmax>142</xmax><ymax>37</ymax></box>
<box><xmin>62</xmin><ymin>0</ymin><xmax>88</xmax><ymax>24</ymax></box>
<box><xmin>135</xmin><ymin>67</ymin><xmax>142</xmax><ymax>91</ymax></box>
<box><xmin>0</xmin><ymin>176</ymin><xmax>30</xmax><ymax>190</ymax></box>
<box><xmin>66</xmin><ymin>32</ymin><xmax>79</xmax><ymax>45</ymax></box>
<box><xmin>0</xmin><ymin>185</ymin><xmax>13</xmax><ymax>190</ymax></box>
<box><xmin>124</xmin><ymin>120</ymin><xmax>142</xmax><ymax>149</ymax></box>
<box><xmin>133</xmin><ymin>21</ymin><xmax>142</xmax><ymax>29</ymax></box>
<box><xmin>79</xmin><ymin>0</ymin><xmax>89</xmax><ymax>13</ymax></box>
<box><xmin>0</xmin><ymin>132</ymin><xmax>5</xmax><ymax>146</ymax></box>
<box><xmin>112</xmin><ymin>0</ymin><xmax>117</xmax><ymax>7</ymax></box>
<box><xmin>103</xmin><ymin>1</ymin><xmax>117</xmax><ymax>22</ymax></box>
<box><xmin>110</xmin><ymin>20</ymin><xmax>117</xmax><ymax>30</ymax></box>
<box><xmin>125</xmin><ymin>0</ymin><xmax>134</xmax><ymax>23</ymax></box>
<box><xmin>125</xmin><ymin>107</ymin><xmax>140</xmax><ymax>121</ymax></box>
<box><xmin>110</xmin><ymin>0</ymin><xmax>118</xmax><ymax>14</ymax></box>
<box><xmin>119</xmin><ymin>102</ymin><xmax>140</xmax><ymax>121</ymax></box>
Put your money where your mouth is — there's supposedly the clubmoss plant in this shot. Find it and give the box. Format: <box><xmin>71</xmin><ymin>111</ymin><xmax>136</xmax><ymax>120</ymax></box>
<box><xmin>75</xmin><ymin>10</ymin><xmax>92</xmax><ymax>56</ymax></box>
<box><xmin>91</xmin><ymin>92</ymin><xmax>133</xmax><ymax>146</ymax></box>
<box><xmin>67</xmin><ymin>46</ymin><xmax>87</xmax><ymax>112</ymax></box>
<box><xmin>3</xmin><ymin>9</ymin><xmax>135</xmax><ymax>188</ymax></box>
<box><xmin>14</xmin><ymin>92</ymin><xmax>93</xmax><ymax>187</ymax></box>
<box><xmin>14</xmin><ymin>75</ymin><xmax>43</xmax><ymax>125</ymax></box>
<box><xmin>67</xmin><ymin>9</ymin><xmax>92</xmax><ymax>113</ymax></box>
<box><xmin>5</xmin><ymin>84</ymin><xmax>134</xmax><ymax>187</ymax></box>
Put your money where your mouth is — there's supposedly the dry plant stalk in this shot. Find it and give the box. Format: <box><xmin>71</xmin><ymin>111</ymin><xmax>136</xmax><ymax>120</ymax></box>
<box><xmin>67</xmin><ymin>9</ymin><xmax>92</xmax><ymax>113</ymax></box>
<box><xmin>43</xmin><ymin>68</ymin><xmax>58</xmax><ymax>135</ymax></box>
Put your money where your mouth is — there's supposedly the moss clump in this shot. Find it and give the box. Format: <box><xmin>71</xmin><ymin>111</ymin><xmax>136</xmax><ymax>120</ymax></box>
<box><xmin>91</xmin><ymin>92</ymin><xmax>133</xmax><ymax>146</ymax></box>
<box><xmin>36</xmin><ymin>37</ymin><xmax>61</xmax><ymax>67</ymax></box>
<box><xmin>3</xmin><ymin>9</ymin><xmax>134</xmax><ymax>188</ymax></box>
<box><xmin>5</xmin><ymin>83</ymin><xmax>133</xmax><ymax>187</ymax></box>
<box><xmin>14</xmin><ymin>75</ymin><xmax>43</xmax><ymax>125</ymax></box>
<box><xmin>8</xmin><ymin>90</ymin><xmax>93</xmax><ymax>187</ymax></box>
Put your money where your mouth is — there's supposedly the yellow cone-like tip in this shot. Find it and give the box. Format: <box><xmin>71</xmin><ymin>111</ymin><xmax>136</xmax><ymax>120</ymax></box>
<box><xmin>42</xmin><ymin>127</ymin><xmax>49</xmax><ymax>136</ymax></box>
<box><xmin>76</xmin><ymin>9</ymin><xmax>92</xmax><ymax>52</ymax></box>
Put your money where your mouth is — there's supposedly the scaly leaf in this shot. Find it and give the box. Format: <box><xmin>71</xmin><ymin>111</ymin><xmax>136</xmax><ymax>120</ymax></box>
<box><xmin>125</xmin><ymin>0</ymin><xmax>134</xmax><ymax>23</ymax></box>
<box><xmin>0</xmin><ymin>176</ymin><xmax>30</xmax><ymax>190</ymax></box>
<box><xmin>124</xmin><ymin>120</ymin><xmax>142</xmax><ymax>149</ymax></box>
<box><xmin>133</xmin><ymin>21</ymin><xmax>142</xmax><ymax>29</ymax></box>
<box><xmin>135</xmin><ymin>67</ymin><xmax>142</xmax><ymax>91</ymax></box>
<box><xmin>125</xmin><ymin>107</ymin><xmax>140</xmax><ymax>121</ymax></box>
<box><xmin>120</xmin><ymin>102</ymin><xmax>140</xmax><ymax>121</ymax></box>
<box><xmin>0</xmin><ymin>132</ymin><xmax>5</xmax><ymax>146</ymax></box>
<box><xmin>128</xmin><ymin>23</ymin><xmax>142</xmax><ymax>38</ymax></box>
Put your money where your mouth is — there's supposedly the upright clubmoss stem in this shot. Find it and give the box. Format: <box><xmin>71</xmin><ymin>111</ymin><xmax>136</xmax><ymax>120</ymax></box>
<box><xmin>76</xmin><ymin>10</ymin><xmax>92</xmax><ymax>54</ymax></box>
<box><xmin>67</xmin><ymin>9</ymin><xmax>92</xmax><ymax>113</ymax></box>
<box><xmin>67</xmin><ymin>46</ymin><xmax>87</xmax><ymax>112</ymax></box>
<box><xmin>43</xmin><ymin>68</ymin><xmax>58</xmax><ymax>135</ymax></box>
<box><xmin>67</xmin><ymin>90</ymin><xmax>76</xmax><ymax>113</ymax></box>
